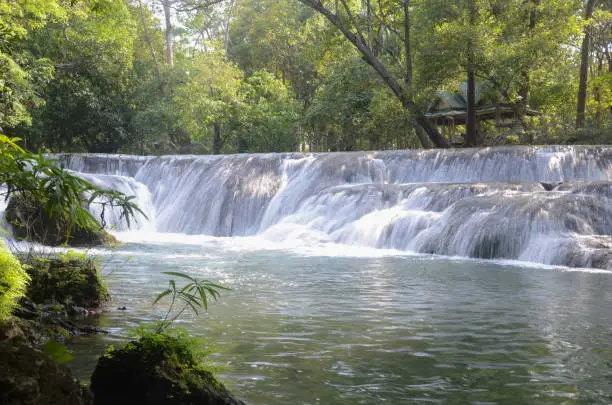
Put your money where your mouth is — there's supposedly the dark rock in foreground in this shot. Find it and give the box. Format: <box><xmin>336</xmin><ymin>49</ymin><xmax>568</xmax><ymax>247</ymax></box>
<box><xmin>0</xmin><ymin>321</ymin><xmax>92</xmax><ymax>405</ymax></box>
<box><xmin>91</xmin><ymin>333</ymin><xmax>248</xmax><ymax>405</ymax></box>
<box><xmin>14</xmin><ymin>298</ymin><xmax>107</xmax><ymax>345</ymax></box>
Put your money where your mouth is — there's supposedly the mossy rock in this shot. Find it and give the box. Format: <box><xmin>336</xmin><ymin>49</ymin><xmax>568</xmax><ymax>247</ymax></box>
<box><xmin>13</xmin><ymin>297</ymin><xmax>109</xmax><ymax>346</ymax></box>
<box><xmin>5</xmin><ymin>194</ymin><xmax>117</xmax><ymax>247</ymax></box>
<box><xmin>0</xmin><ymin>321</ymin><xmax>93</xmax><ymax>405</ymax></box>
<box><xmin>24</xmin><ymin>256</ymin><xmax>110</xmax><ymax>309</ymax></box>
<box><xmin>8</xmin><ymin>255</ymin><xmax>110</xmax><ymax>344</ymax></box>
<box><xmin>91</xmin><ymin>332</ymin><xmax>247</xmax><ymax>405</ymax></box>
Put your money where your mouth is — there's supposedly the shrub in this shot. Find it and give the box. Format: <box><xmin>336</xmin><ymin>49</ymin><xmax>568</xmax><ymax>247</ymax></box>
<box><xmin>0</xmin><ymin>240</ymin><xmax>30</xmax><ymax>321</ymax></box>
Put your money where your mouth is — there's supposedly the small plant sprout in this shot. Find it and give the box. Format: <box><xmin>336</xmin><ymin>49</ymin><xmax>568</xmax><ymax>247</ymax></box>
<box><xmin>153</xmin><ymin>271</ymin><xmax>228</xmax><ymax>333</ymax></box>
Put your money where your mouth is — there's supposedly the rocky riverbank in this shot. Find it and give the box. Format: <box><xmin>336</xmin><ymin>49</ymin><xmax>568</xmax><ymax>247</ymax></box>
<box><xmin>0</xmin><ymin>251</ymin><xmax>247</xmax><ymax>405</ymax></box>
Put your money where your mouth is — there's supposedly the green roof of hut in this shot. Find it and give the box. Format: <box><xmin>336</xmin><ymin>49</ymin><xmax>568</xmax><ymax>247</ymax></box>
<box><xmin>425</xmin><ymin>82</ymin><xmax>539</xmax><ymax>124</ymax></box>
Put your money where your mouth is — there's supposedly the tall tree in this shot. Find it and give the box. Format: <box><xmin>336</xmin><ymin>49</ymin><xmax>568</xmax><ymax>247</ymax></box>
<box><xmin>589</xmin><ymin>1</ymin><xmax>612</xmax><ymax>129</ymax></box>
<box><xmin>139</xmin><ymin>0</ymin><xmax>162</xmax><ymax>77</ymax></box>
<box><xmin>9</xmin><ymin>0</ymin><xmax>138</xmax><ymax>152</ymax></box>
<box><xmin>517</xmin><ymin>0</ymin><xmax>540</xmax><ymax>128</ymax></box>
<box><xmin>297</xmin><ymin>0</ymin><xmax>450</xmax><ymax>148</ymax></box>
<box><xmin>173</xmin><ymin>52</ymin><xmax>244</xmax><ymax>153</ymax></box>
<box><xmin>156</xmin><ymin>0</ymin><xmax>226</xmax><ymax>67</ymax></box>
<box><xmin>464</xmin><ymin>0</ymin><xmax>478</xmax><ymax>147</ymax></box>
<box><xmin>576</xmin><ymin>0</ymin><xmax>596</xmax><ymax>128</ymax></box>
<box><xmin>162</xmin><ymin>0</ymin><xmax>174</xmax><ymax>66</ymax></box>
<box><xmin>403</xmin><ymin>0</ymin><xmax>412</xmax><ymax>90</ymax></box>
<box><xmin>0</xmin><ymin>0</ymin><xmax>64</xmax><ymax>131</ymax></box>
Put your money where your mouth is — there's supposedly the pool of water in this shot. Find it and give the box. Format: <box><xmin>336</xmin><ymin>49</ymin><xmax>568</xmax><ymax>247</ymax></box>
<box><xmin>70</xmin><ymin>233</ymin><xmax>612</xmax><ymax>404</ymax></box>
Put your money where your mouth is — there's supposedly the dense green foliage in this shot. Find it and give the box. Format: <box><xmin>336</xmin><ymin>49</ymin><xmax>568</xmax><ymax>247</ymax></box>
<box><xmin>0</xmin><ymin>241</ymin><xmax>29</xmax><ymax>321</ymax></box>
<box><xmin>1</xmin><ymin>0</ymin><xmax>610</xmax><ymax>151</ymax></box>
<box><xmin>125</xmin><ymin>326</ymin><xmax>213</xmax><ymax>367</ymax></box>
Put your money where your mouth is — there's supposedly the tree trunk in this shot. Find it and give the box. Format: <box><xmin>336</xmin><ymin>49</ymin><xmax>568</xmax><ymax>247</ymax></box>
<box><xmin>414</xmin><ymin>122</ymin><xmax>434</xmax><ymax>149</ymax></box>
<box><xmin>594</xmin><ymin>52</ymin><xmax>603</xmax><ymax>127</ymax></box>
<box><xmin>516</xmin><ymin>0</ymin><xmax>539</xmax><ymax>134</ymax></box>
<box><xmin>298</xmin><ymin>0</ymin><xmax>450</xmax><ymax>149</ymax></box>
<box><xmin>401</xmin><ymin>1</ymin><xmax>431</xmax><ymax>148</ymax></box>
<box><xmin>213</xmin><ymin>121</ymin><xmax>222</xmax><ymax>154</ymax></box>
<box><xmin>576</xmin><ymin>0</ymin><xmax>595</xmax><ymax>129</ymax></box>
<box><xmin>403</xmin><ymin>0</ymin><xmax>412</xmax><ymax>90</ymax></box>
<box><xmin>465</xmin><ymin>70</ymin><xmax>478</xmax><ymax>147</ymax></box>
<box><xmin>139</xmin><ymin>0</ymin><xmax>161</xmax><ymax>78</ymax></box>
<box><xmin>324</xmin><ymin>130</ymin><xmax>329</xmax><ymax>151</ymax></box>
<box><xmin>606</xmin><ymin>46</ymin><xmax>612</xmax><ymax>116</ymax></box>
<box><xmin>366</xmin><ymin>0</ymin><xmax>373</xmax><ymax>50</ymax></box>
<box><xmin>223</xmin><ymin>0</ymin><xmax>236</xmax><ymax>58</ymax></box>
<box><xmin>464</xmin><ymin>0</ymin><xmax>481</xmax><ymax>147</ymax></box>
<box><xmin>163</xmin><ymin>0</ymin><xmax>174</xmax><ymax>67</ymax></box>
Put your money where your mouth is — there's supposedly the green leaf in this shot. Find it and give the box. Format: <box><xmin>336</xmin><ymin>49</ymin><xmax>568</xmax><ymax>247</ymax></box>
<box><xmin>43</xmin><ymin>339</ymin><xmax>74</xmax><ymax>364</ymax></box>
<box><xmin>153</xmin><ymin>289</ymin><xmax>172</xmax><ymax>305</ymax></box>
<box><xmin>164</xmin><ymin>272</ymin><xmax>197</xmax><ymax>282</ymax></box>
<box><xmin>179</xmin><ymin>295</ymin><xmax>200</xmax><ymax>315</ymax></box>
<box><xmin>194</xmin><ymin>285</ymin><xmax>206</xmax><ymax>309</ymax></box>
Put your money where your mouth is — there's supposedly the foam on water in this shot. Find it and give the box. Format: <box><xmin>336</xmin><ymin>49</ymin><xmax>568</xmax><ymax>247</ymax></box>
<box><xmin>42</xmin><ymin>146</ymin><xmax>612</xmax><ymax>269</ymax></box>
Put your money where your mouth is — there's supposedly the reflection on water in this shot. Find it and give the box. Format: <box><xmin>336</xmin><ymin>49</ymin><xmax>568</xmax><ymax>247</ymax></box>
<box><xmin>71</xmin><ymin>237</ymin><xmax>612</xmax><ymax>404</ymax></box>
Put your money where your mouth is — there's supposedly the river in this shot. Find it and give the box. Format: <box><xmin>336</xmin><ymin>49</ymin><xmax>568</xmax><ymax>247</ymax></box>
<box><xmin>54</xmin><ymin>146</ymin><xmax>612</xmax><ymax>403</ymax></box>
<box><xmin>68</xmin><ymin>233</ymin><xmax>612</xmax><ymax>404</ymax></box>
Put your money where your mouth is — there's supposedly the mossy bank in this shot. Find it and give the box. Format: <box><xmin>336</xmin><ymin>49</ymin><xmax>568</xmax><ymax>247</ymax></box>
<box><xmin>6</xmin><ymin>194</ymin><xmax>117</xmax><ymax>247</ymax></box>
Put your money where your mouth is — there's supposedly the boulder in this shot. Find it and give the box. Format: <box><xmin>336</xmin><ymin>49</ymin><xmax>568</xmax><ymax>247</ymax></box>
<box><xmin>10</xmin><ymin>256</ymin><xmax>110</xmax><ymax>344</ymax></box>
<box><xmin>5</xmin><ymin>194</ymin><xmax>117</xmax><ymax>247</ymax></box>
<box><xmin>14</xmin><ymin>298</ymin><xmax>108</xmax><ymax>345</ymax></box>
<box><xmin>539</xmin><ymin>182</ymin><xmax>562</xmax><ymax>191</ymax></box>
<box><xmin>25</xmin><ymin>257</ymin><xmax>110</xmax><ymax>309</ymax></box>
<box><xmin>91</xmin><ymin>333</ymin><xmax>248</xmax><ymax>405</ymax></box>
<box><xmin>0</xmin><ymin>321</ymin><xmax>93</xmax><ymax>405</ymax></box>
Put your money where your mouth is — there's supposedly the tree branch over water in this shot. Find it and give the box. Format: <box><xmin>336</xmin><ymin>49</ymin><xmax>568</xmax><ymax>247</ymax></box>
<box><xmin>297</xmin><ymin>0</ymin><xmax>449</xmax><ymax>148</ymax></box>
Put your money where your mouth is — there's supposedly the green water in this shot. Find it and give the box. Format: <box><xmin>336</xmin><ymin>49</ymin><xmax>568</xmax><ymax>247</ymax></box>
<box><xmin>70</xmin><ymin>235</ymin><xmax>612</xmax><ymax>404</ymax></box>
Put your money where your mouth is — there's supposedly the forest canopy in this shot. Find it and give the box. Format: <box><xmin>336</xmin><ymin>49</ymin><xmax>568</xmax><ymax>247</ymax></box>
<box><xmin>1</xmin><ymin>0</ymin><xmax>610</xmax><ymax>153</ymax></box>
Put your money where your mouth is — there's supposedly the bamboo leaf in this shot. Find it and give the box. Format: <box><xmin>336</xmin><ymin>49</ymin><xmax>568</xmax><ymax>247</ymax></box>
<box><xmin>153</xmin><ymin>289</ymin><xmax>172</xmax><ymax>305</ymax></box>
<box><xmin>164</xmin><ymin>271</ymin><xmax>197</xmax><ymax>281</ymax></box>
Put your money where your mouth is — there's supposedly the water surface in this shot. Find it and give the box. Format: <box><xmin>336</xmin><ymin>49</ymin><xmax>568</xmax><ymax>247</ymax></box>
<box><xmin>71</xmin><ymin>234</ymin><xmax>612</xmax><ymax>404</ymax></box>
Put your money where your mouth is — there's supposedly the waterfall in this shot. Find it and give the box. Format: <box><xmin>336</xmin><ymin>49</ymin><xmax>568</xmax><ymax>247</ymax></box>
<box><xmin>54</xmin><ymin>146</ymin><xmax>612</xmax><ymax>269</ymax></box>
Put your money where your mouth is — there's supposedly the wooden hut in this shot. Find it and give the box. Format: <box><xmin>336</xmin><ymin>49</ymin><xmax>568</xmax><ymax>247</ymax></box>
<box><xmin>425</xmin><ymin>82</ymin><xmax>540</xmax><ymax>145</ymax></box>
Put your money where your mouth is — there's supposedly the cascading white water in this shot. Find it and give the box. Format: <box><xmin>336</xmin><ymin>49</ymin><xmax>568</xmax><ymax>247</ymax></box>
<box><xmin>55</xmin><ymin>146</ymin><xmax>612</xmax><ymax>269</ymax></box>
<box><xmin>77</xmin><ymin>172</ymin><xmax>157</xmax><ymax>232</ymax></box>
